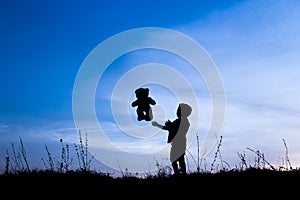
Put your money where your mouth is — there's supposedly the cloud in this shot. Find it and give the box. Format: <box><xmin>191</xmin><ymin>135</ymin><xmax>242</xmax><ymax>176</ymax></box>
<box><xmin>0</xmin><ymin>124</ymin><xmax>8</xmax><ymax>134</ymax></box>
<box><xmin>3</xmin><ymin>0</ymin><xmax>300</xmax><ymax>174</ymax></box>
<box><xmin>168</xmin><ymin>0</ymin><xmax>300</xmax><ymax>168</ymax></box>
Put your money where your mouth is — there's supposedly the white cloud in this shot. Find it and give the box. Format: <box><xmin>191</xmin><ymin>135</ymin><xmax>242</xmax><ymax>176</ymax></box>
<box><xmin>3</xmin><ymin>0</ymin><xmax>300</xmax><ymax>174</ymax></box>
<box><xmin>168</xmin><ymin>0</ymin><xmax>300</xmax><ymax>169</ymax></box>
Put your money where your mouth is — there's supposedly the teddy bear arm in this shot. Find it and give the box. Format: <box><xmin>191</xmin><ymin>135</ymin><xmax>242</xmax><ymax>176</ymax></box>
<box><xmin>131</xmin><ymin>100</ymin><xmax>139</xmax><ymax>107</ymax></box>
<box><xmin>148</xmin><ymin>97</ymin><xmax>156</xmax><ymax>105</ymax></box>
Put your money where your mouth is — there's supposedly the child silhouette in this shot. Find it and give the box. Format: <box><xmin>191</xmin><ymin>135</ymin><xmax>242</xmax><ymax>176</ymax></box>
<box><xmin>152</xmin><ymin>103</ymin><xmax>192</xmax><ymax>175</ymax></box>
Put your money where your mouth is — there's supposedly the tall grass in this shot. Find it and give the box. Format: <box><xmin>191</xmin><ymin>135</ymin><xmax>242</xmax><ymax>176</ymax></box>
<box><xmin>4</xmin><ymin>130</ymin><xmax>98</xmax><ymax>176</ymax></box>
<box><xmin>2</xmin><ymin>131</ymin><xmax>300</xmax><ymax>179</ymax></box>
<box><xmin>5</xmin><ymin>137</ymin><xmax>30</xmax><ymax>174</ymax></box>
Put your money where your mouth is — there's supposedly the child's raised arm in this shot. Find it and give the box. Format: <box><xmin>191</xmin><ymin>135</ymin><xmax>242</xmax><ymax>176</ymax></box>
<box><xmin>151</xmin><ymin>121</ymin><xmax>164</xmax><ymax>129</ymax></box>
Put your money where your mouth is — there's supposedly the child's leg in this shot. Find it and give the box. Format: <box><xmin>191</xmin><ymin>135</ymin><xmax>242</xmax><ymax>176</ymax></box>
<box><xmin>170</xmin><ymin>146</ymin><xmax>179</xmax><ymax>175</ymax></box>
<box><xmin>178</xmin><ymin>154</ymin><xmax>186</xmax><ymax>174</ymax></box>
<box><xmin>172</xmin><ymin>161</ymin><xmax>179</xmax><ymax>175</ymax></box>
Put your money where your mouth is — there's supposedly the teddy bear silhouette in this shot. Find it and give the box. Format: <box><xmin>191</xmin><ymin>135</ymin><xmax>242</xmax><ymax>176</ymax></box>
<box><xmin>131</xmin><ymin>87</ymin><xmax>156</xmax><ymax>121</ymax></box>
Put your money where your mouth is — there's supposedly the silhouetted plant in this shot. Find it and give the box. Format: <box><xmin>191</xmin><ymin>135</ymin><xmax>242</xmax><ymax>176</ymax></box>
<box><xmin>186</xmin><ymin>133</ymin><xmax>201</xmax><ymax>173</ymax></box>
<box><xmin>5</xmin><ymin>137</ymin><xmax>30</xmax><ymax>173</ymax></box>
<box><xmin>58</xmin><ymin>138</ymin><xmax>73</xmax><ymax>173</ymax></box>
<box><xmin>73</xmin><ymin>130</ymin><xmax>94</xmax><ymax>172</ymax></box>
<box><xmin>116</xmin><ymin>159</ymin><xmax>135</xmax><ymax>178</ymax></box>
<box><xmin>282</xmin><ymin>138</ymin><xmax>293</xmax><ymax>170</ymax></box>
<box><xmin>210</xmin><ymin>135</ymin><xmax>230</xmax><ymax>172</ymax></box>
<box><xmin>153</xmin><ymin>158</ymin><xmax>172</xmax><ymax>177</ymax></box>
<box><xmin>4</xmin><ymin>153</ymin><xmax>9</xmax><ymax>175</ymax></box>
<box><xmin>210</xmin><ymin>135</ymin><xmax>222</xmax><ymax>172</ymax></box>
<box><xmin>41</xmin><ymin>130</ymin><xmax>93</xmax><ymax>173</ymax></box>
<box><xmin>237</xmin><ymin>151</ymin><xmax>248</xmax><ymax>170</ymax></box>
<box><xmin>3</xmin><ymin>133</ymin><xmax>300</xmax><ymax>180</ymax></box>
<box><xmin>41</xmin><ymin>144</ymin><xmax>55</xmax><ymax>171</ymax></box>
<box><xmin>196</xmin><ymin>133</ymin><xmax>200</xmax><ymax>172</ymax></box>
<box><xmin>246</xmin><ymin>147</ymin><xmax>276</xmax><ymax>170</ymax></box>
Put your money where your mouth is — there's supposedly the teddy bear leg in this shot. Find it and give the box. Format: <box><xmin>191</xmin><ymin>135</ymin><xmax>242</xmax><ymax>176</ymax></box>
<box><xmin>145</xmin><ymin>108</ymin><xmax>153</xmax><ymax>121</ymax></box>
<box><xmin>137</xmin><ymin>111</ymin><xmax>145</xmax><ymax>121</ymax></box>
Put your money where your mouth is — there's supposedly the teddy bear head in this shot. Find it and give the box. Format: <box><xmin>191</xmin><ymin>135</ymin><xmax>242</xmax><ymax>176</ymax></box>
<box><xmin>135</xmin><ymin>87</ymin><xmax>149</xmax><ymax>100</ymax></box>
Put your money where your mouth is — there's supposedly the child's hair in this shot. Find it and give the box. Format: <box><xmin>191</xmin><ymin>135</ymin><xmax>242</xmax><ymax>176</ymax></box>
<box><xmin>177</xmin><ymin>103</ymin><xmax>192</xmax><ymax>118</ymax></box>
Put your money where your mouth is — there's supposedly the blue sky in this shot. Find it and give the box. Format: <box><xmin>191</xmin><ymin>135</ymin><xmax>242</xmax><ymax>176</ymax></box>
<box><xmin>1</xmin><ymin>0</ymin><xmax>300</xmax><ymax>174</ymax></box>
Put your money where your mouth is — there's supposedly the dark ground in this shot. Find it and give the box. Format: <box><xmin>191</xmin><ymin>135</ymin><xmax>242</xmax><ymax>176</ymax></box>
<box><xmin>0</xmin><ymin>168</ymin><xmax>299</xmax><ymax>198</ymax></box>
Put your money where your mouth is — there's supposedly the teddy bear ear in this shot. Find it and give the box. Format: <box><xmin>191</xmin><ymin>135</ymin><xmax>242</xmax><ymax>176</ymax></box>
<box><xmin>145</xmin><ymin>88</ymin><xmax>149</xmax><ymax>92</ymax></box>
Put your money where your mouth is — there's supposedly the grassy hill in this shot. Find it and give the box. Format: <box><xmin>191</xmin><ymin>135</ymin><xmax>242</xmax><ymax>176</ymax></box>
<box><xmin>1</xmin><ymin>134</ymin><xmax>299</xmax><ymax>197</ymax></box>
<box><xmin>1</xmin><ymin>167</ymin><xmax>299</xmax><ymax>185</ymax></box>
<box><xmin>1</xmin><ymin>167</ymin><xmax>299</xmax><ymax>198</ymax></box>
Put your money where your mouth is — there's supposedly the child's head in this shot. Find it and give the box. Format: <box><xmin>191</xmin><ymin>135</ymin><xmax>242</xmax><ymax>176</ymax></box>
<box><xmin>176</xmin><ymin>103</ymin><xmax>192</xmax><ymax>118</ymax></box>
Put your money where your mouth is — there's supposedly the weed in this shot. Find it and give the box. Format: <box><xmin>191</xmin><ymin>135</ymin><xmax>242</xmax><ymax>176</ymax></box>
<box><xmin>74</xmin><ymin>130</ymin><xmax>94</xmax><ymax>172</ymax></box>
<box><xmin>2</xmin><ymin>132</ymin><xmax>300</xmax><ymax>181</ymax></box>
<box><xmin>5</xmin><ymin>137</ymin><xmax>30</xmax><ymax>173</ymax></box>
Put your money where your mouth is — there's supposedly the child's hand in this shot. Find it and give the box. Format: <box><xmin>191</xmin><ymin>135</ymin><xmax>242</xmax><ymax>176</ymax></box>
<box><xmin>165</xmin><ymin>120</ymin><xmax>171</xmax><ymax>125</ymax></box>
